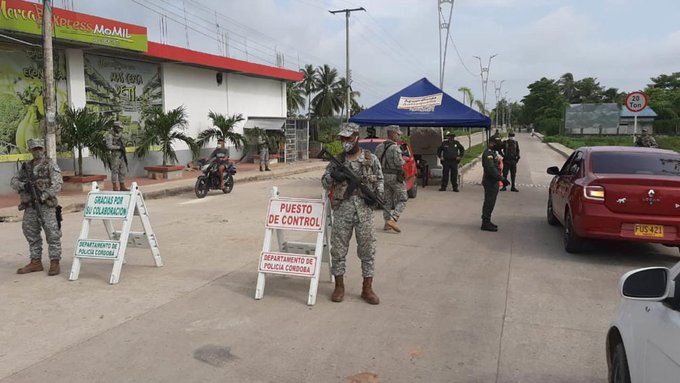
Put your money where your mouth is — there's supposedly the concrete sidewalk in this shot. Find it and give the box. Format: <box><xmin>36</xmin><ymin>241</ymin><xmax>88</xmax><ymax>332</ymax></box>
<box><xmin>0</xmin><ymin>160</ymin><xmax>328</xmax><ymax>222</ymax></box>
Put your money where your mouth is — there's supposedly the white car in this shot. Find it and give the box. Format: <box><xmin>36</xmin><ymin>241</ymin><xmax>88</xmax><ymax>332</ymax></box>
<box><xmin>606</xmin><ymin>262</ymin><xmax>680</xmax><ymax>383</ymax></box>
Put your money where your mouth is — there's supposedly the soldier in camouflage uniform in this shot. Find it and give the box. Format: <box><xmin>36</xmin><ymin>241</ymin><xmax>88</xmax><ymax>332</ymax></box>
<box><xmin>10</xmin><ymin>138</ymin><xmax>63</xmax><ymax>275</ymax></box>
<box><xmin>257</xmin><ymin>131</ymin><xmax>271</xmax><ymax>171</ymax></box>
<box><xmin>374</xmin><ymin>125</ymin><xmax>406</xmax><ymax>233</ymax></box>
<box><xmin>635</xmin><ymin>129</ymin><xmax>658</xmax><ymax>148</ymax></box>
<box><xmin>480</xmin><ymin>137</ymin><xmax>508</xmax><ymax>232</ymax></box>
<box><xmin>322</xmin><ymin>122</ymin><xmax>384</xmax><ymax>305</ymax></box>
<box><xmin>106</xmin><ymin>121</ymin><xmax>128</xmax><ymax>191</ymax></box>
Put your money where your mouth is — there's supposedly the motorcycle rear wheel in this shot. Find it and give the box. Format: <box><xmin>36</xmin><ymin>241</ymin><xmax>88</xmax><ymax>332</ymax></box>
<box><xmin>222</xmin><ymin>175</ymin><xmax>234</xmax><ymax>194</ymax></box>
<box><xmin>195</xmin><ymin>177</ymin><xmax>208</xmax><ymax>198</ymax></box>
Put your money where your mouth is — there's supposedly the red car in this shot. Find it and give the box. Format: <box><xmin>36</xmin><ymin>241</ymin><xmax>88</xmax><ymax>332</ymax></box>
<box><xmin>546</xmin><ymin>146</ymin><xmax>680</xmax><ymax>253</ymax></box>
<box><xmin>358</xmin><ymin>138</ymin><xmax>418</xmax><ymax>198</ymax></box>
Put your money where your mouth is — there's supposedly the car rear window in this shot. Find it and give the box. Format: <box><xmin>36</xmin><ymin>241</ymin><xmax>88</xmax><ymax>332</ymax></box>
<box><xmin>591</xmin><ymin>152</ymin><xmax>680</xmax><ymax>176</ymax></box>
<box><xmin>358</xmin><ymin>142</ymin><xmax>380</xmax><ymax>153</ymax></box>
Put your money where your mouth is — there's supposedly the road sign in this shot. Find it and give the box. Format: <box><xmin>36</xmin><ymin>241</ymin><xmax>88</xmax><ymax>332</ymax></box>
<box><xmin>625</xmin><ymin>91</ymin><xmax>648</xmax><ymax>113</ymax></box>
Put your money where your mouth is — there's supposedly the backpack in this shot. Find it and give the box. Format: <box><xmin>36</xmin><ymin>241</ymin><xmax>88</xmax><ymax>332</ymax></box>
<box><xmin>505</xmin><ymin>140</ymin><xmax>518</xmax><ymax>159</ymax></box>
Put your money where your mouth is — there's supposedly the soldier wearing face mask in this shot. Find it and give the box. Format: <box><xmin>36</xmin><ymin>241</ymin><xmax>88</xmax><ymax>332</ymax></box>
<box><xmin>322</xmin><ymin>122</ymin><xmax>384</xmax><ymax>305</ymax></box>
<box><xmin>10</xmin><ymin>138</ymin><xmax>64</xmax><ymax>275</ymax></box>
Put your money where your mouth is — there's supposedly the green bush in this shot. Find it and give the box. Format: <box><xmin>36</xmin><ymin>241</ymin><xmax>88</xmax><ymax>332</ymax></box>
<box><xmin>322</xmin><ymin>140</ymin><xmax>342</xmax><ymax>156</ymax></box>
<box><xmin>535</xmin><ymin>117</ymin><xmax>562</xmax><ymax>136</ymax></box>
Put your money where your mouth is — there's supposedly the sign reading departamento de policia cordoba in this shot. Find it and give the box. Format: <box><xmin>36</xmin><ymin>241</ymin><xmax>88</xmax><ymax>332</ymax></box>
<box><xmin>0</xmin><ymin>0</ymin><xmax>148</xmax><ymax>52</ymax></box>
<box><xmin>397</xmin><ymin>93</ymin><xmax>443</xmax><ymax>112</ymax></box>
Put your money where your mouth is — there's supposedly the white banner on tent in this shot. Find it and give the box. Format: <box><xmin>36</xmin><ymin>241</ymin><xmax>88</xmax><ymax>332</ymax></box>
<box><xmin>255</xmin><ymin>187</ymin><xmax>332</xmax><ymax>306</ymax></box>
<box><xmin>69</xmin><ymin>182</ymin><xmax>162</xmax><ymax>284</ymax></box>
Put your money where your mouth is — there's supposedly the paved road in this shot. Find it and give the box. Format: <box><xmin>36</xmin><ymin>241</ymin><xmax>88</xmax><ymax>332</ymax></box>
<box><xmin>1</xmin><ymin>133</ymin><xmax>677</xmax><ymax>382</ymax></box>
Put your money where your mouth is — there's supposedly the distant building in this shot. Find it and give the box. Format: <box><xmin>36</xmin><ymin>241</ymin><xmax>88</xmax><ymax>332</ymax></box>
<box><xmin>564</xmin><ymin>103</ymin><xmax>656</xmax><ymax>135</ymax></box>
<box><xmin>619</xmin><ymin>106</ymin><xmax>657</xmax><ymax>134</ymax></box>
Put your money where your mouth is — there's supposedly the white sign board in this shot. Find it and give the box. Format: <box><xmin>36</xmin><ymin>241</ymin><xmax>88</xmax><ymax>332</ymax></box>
<box><xmin>397</xmin><ymin>93</ymin><xmax>443</xmax><ymax>112</ymax></box>
<box><xmin>265</xmin><ymin>197</ymin><xmax>326</xmax><ymax>232</ymax></box>
<box><xmin>75</xmin><ymin>239</ymin><xmax>121</xmax><ymax>259</ymax></box>
<box><xmin>84</xmin><ymin>193</ymin><xmax>131</xmax><ymax>219</ymax></box>
<box><xmin>625</xmin><ymin>91</ymin><xmax>648</xmax><ymax>113</ymax></box>
<box><xmin>259</xmin><ymin>252</ymin><xmax>317</xmax><ymax>277</ymax></box>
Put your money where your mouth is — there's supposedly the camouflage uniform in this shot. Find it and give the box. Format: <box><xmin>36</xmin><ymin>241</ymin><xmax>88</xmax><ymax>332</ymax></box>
<box><xmin>257</xmin><ymin>134</ymin><xmax>270</xmax><ymax>171</ymax></box>
<box><xmin>322</xmin><ymin>149</ymin><xmax>384</xmax><ymax>277</ymax></box>
<box><xmin>10</xmin><ymin>140</ymin><xmax>63</xmax><ymax>262</ymax></box>
<box><xmin>106</xmin><ymin>126</ymin><xmax>127</xmax><ymax>183</ymax></box>
<box><xmin>375</xmin><ymin>139</ymin><xmax>407</xmax><ymax>222</ymax></box>
<box><xmin>636</xmin><ymin>131</ymin><xmax>658</xmax><ymax>148</ymax></box>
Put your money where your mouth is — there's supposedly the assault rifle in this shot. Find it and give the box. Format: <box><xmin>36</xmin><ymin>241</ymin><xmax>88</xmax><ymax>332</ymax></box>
<box><xmin>318</xmin><ymin>148</ymin><xmax>396</xmax><ymax>220</ymax></box>
<box><xmin>22</xmin><ymin>162</ymin><xmax>44</xmax><ymax>227</ymax></box>
<box><xmin>118</xmin><ymin>139</ymin><xmax>128</xmax><ymax>169</ymax></box>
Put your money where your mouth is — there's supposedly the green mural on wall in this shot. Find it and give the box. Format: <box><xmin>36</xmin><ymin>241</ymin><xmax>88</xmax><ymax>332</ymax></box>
<box><xmin>0</xmin><ymin>43</ymin><xmax>68</xmax><ymax>156</ymax></box>
<box><xmin>84</xmin><ymin>54</ymin><xmax>162</xmax><ymax>147</ymax></box>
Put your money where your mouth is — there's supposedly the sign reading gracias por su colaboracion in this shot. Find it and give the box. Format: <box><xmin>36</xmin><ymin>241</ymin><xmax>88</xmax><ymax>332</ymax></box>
<box><xmin>84</xmin><ymin>193</ymin><xmax>130</xmax><ymax>219</ymax></box>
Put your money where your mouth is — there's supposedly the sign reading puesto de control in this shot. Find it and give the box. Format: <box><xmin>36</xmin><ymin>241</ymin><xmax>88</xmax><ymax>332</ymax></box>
<box><xmin>0</xmin><ymin>0</ymin><xmax>148</xmax><ymax>52</ymax></box>
<box><xmin>265</xmin><ymin>197</ymin><xmax>326</xmax><ymax>232</ymax></box>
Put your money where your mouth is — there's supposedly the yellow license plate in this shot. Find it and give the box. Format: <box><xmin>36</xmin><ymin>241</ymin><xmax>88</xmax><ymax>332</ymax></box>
<box><xmin>634</xmin><ymin>224</ymin><xmax>664</xmax><ymax>238</ymax></box>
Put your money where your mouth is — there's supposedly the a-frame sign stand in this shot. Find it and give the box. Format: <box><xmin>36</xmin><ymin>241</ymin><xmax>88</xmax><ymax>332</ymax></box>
<box><xmin>255</xmin><ymin>187</ymin><xmax>332</xmax><ymax>305</ymax></box>
<box><xmin>69</xmin><ymin>181</ymin><xmax>162</xmax><ymax>284</ymax></box>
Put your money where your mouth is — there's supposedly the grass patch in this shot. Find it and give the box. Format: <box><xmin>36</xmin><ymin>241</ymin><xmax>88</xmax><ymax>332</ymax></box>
<box><xmin>543</xmin><ymin>135</ymin><xmax>680</xmax><ymax>152</ymax></box>
<box><xmin>460</xmin><ymin>142</ymin><xmax>485</xmax><ymax>167</ymax></box>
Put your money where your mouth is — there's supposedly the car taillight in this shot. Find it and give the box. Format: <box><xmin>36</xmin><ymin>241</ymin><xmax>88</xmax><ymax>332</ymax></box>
<box><xmin>584</xmin><ymin>185</ymin><xmax>605</xmax><ymax>201</ymax></box>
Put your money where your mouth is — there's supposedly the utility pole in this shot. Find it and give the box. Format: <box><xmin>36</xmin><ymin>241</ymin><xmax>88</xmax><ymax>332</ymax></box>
<box><xmin>492</xmin><ymin>80</ymin><xmax>505</xmax><ymax>130</ymax></box>
<box><xmin>329</xmin><ymin>7</ymin><xmax>365</xmax><ymax>123</ymax></box>
<box><xmin>473</xmin><ymin>54</ymin><xmax>497</xmax><ymax>116</ymax></box>
<box><xmin>438</xmin><ymin>0</ymin><xmax>454</xmax><ymax>90</ymax></box>
<box><xmin>42</xmin><ymin>0</ymin><xmax>57</xmax><ymax>160</ymax></box>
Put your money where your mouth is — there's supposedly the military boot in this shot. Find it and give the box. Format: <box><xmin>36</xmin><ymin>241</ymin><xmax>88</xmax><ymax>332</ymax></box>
<box><xmin>385</xmin><ymin>219</ymin><xmax>401</xmax><ymax>233</ymax></box>
<box><xmin>48</xmin><ymin>260</ymin><xmax>60</xmax><ymax>276</ymax></box>
<box><xmin>383</xmin><ymin>221</ymin><xmax>392</xmax><ymax>231</ymax></box>
<box><xmin>17</xmin><ymin>259</ymin><xmax>43</xmax><ymax>274</ymax></box>
<box><xmin>480</xmin><ymin>221</ymin><xmax>498</xmax><ymax>232</ymax></box>
<box><xmin>259</xmin><ymin>166</ymin><xmax>263</xmax><ymax>172</ymax></box>
<box><xmin>265</xmin><ymin>167</ymin><xmax>271</xmax><ymax>171</ymax></box>
<box><xmin>112</xmin><ymin>182</ymin><xmax>120</xmax><ymax>191</ymax></box>
<box><xmin>331</xmin><ymin>275</ymin><xmax>345</xmax><ymax>302</ymax></box>
<box><xmin>361</xmin><ymin>277</ymin><xmax>380</xmax><ymax>305</ymax></box>
<box><xmin>119</xmin><ymin>182</ymin><xmax>129</xmax><ymax>191</ymax></box>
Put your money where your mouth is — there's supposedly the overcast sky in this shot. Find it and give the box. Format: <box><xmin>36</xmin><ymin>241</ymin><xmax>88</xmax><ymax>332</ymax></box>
<box><xmin>64</xmin><ymin>0</ymin><xmax>680</xmax><ymax>109</ymax></box>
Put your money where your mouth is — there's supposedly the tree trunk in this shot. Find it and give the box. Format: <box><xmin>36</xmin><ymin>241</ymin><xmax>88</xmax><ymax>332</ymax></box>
<box><xmin>77</xmin><ymin>147</ymin><xmax>83</xmax><ymax>176</ymax></box>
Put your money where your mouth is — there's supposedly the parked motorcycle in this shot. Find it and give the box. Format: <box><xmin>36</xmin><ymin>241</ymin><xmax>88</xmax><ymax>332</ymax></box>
<box><xmin>194</xmin><ymin>159</ymin><xmax>236</xmax><ymax>198</ymax></box>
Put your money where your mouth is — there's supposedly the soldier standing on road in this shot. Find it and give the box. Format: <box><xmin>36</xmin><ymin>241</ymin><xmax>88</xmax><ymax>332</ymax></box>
<box><xmin>500</xmin><ymin>131</ymin><xmax>520</xmax><ymax>192</ymax></box>
<box><xmin>635</xmin><ymin>128</ymin><xmax>658</xmax><ymax>148</ymax></box>
<box><xmin>437</xmin><ymin>132</ymin><xmax>465</xmax><ymax>192</ymax></box>
<box><xmin>257</xmin><ymin>130</ymin><xmax>271</xmax><ymax>171</ymax></box>
<box><xmin>375</xmin><ymin>125</ymin><xmax>406</xmax><ymax>233</ymax></box>
<box><xmin>481</xmin><ymin>137</ymin><xmax>508</xmax><ymax>232</ymax></box>
<box><xmin>10</xmin><ymin>138</ymin><xmax>64</xmax><ymax>276</ymax></box>
<box><xmin>322</xmin><ymin>122</ymin><xmax>384</xmax><ymax>305</ymax></box>
<box><xmin>106</xmin><ymin>121</ymin><xmax>128</xmax><ymax>191</ymax></box>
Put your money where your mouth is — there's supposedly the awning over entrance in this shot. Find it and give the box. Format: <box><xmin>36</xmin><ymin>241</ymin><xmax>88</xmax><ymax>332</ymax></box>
<box><xmin>244</xmin><ymin>117</ymin><xmax>286</xmax><ymax>131</ymax></box>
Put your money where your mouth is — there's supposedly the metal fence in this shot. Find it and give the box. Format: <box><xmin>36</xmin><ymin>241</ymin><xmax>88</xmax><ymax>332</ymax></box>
<box><xmin>283</xmin><ymin>118</ymin><xmax>309</xmax><ymax>162</ymax></box>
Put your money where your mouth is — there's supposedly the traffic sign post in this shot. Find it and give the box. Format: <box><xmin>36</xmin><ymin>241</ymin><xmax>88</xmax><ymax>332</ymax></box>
<box><xmin>254</xmin><ymin>186</ymin><xmax>332</xmax><ymax>305</ymax></box>
<box><xmin>69</xmin><ymin>181</ymin><xmax>162</xmax><ymax>284</ymax></box>
<box><xmin>625</xmin><ymin>91</ymin><xmax>649</xmax><ymax>140</ymax></box>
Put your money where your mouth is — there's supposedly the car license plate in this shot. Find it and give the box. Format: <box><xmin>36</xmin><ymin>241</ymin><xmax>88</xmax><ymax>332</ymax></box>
<box><xmin>634</xmin><ymin>224</ymin><xmax>664</xmax><ymax>238</ymax></box>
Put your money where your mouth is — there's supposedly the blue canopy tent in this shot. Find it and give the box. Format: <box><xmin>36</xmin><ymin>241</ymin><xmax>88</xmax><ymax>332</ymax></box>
<box><xmin>350</xmin><ymin>77</ymin><xmax>491</xmax><ymax>128</ymax></box>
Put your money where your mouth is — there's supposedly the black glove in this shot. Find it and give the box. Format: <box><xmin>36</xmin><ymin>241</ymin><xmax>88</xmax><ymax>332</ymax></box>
<box><xmin>363</xmin><ymin>195</ymin><xmax>377</xmax><ymax>206</ymax></box>
<box><xmin>330</xmin><ymin>170</ymin><xmax>348</xmax><ymax>182</ymax></box>
<box><xmin>23</xmin><ymin>182</ymin><xmax>32</xmax><ymax>193</ymax></box>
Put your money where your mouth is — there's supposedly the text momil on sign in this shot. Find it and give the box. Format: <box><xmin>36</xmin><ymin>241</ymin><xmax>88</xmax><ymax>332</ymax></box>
<box><xmin>265</xmin><ymin>197</ymin><xmax>326</xmax><ymax>232</ymax></box>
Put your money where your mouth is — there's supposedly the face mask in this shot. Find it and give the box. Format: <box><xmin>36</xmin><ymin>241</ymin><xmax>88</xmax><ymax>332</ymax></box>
<box><xmin>508</xmin><ymin>137</ymin><xmax>515</xmax><ymax>141</ymax></box>
<box><xmin>342</xmin><ymin>140</ymin><xmax>356</xmax><ymax>152</ymax></box>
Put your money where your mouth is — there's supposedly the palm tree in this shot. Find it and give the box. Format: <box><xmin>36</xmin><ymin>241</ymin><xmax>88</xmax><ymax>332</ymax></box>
<box><xmin>311</xmin><ymin>64</ymin><xmax>343</xmax><ymax>118</ymax></box>
<box><xmin>135</xmin><ymin>105</ymin><xmax>197</xmax><ymax>166</ymax></box>
<box><xmin>57</xmin><ymin>106</ymin><xmax>112</xmax><ymax>176</ymax></box>
<box><xmin>301</xmin><ymin>64</ymin><xmax>318</xmax><ymax>119</ymax></box>
<box><xmin>286</xmin><ymin>81</ymin><xmax>306</xmax><ymax>117</ymax></box>
<box><xmin>458</xmin><ymin>87</ymin><xmax>474</xmax><ymax>107</ymax></box>
<box><xmin>197</xmin><ymin>111</ymin><xmax>246</xmax><ymax>150</ymax></box>
<box><xmin>475</xmin><ymin>100</ymin><xmax>488</xmax><ymax>115</ymax></box>
<box><xmin>336</xmin><ymin>77</ymin><xmax>361</xmax><ymax>120</ymax></box>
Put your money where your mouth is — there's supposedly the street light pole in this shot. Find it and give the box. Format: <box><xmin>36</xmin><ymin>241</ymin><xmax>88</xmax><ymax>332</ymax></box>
<box><xmin>492</xmin><ymin>79</ymin><xmax>505</xmax><ymax>130</ymax></box>
<box><xmin>42</xmin><ymin>0</ymin><xmax>57</xmax><ymax>160</ymax></box>
<box><xmin>329</xmin><ymin>7</ymin><xmax>365</xmax><ymax>123</ymax></box>
<box><xmin>473</xmin><ymin>54</ymin><xmax>497</xmax><ymax>116</ymax></box>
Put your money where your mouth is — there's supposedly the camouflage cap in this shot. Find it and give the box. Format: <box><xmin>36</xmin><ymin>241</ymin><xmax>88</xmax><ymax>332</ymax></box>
<box><xmin>27</xmin><ymin>138</ymin><xmax>45</xmax><ymax>150</ymax></box>
<box><xmin>338</xmin><ymin>122</ymin><xmax>360</xmax><ymax>137</ymax></box>
<box><xmin>445</xmin><ymin>131</ymin><xmax>455</xmax><ymax>137</ymax></box>
<box><xmin>113</xmin><ymin>121</ymin><xmax>123</xmax><ymax>129</ymax></box>
<box><xmin>508</xmin><ymin>131</ymin><xmax>515</xmax><ymax>137</ymax></box>
<box><xmin>386</xmin><ymin>125</ymin><xmax>400</xmax><ymax>132</ymax></box>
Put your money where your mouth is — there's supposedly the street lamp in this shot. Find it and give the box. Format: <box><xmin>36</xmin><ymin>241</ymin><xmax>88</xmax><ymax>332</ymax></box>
<box><xmin>329</xmin><ymin>7</ymin><xmax>365</xmax><ymax>123</ymax></box>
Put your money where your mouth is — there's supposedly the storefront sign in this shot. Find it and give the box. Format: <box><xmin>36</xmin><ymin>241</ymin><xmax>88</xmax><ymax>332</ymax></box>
<box><xmin>0</xmin><ymin>0</ymin><xmax>148</xmax><ymax>52</ymax></box>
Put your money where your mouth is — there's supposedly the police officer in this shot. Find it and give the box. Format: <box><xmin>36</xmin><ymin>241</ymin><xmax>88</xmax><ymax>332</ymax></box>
<box><xmin>635</xmin><ymin>129</ymin><xmax>658</xmax><ymax>148</ymax></box>
<box><xmin>257</xmin><ymin>131</ymin><xmax>271</xmax><ymax>171</ymax></box>
<box><xmin>106</xmin><ymin>121</ymin><xmax>128</xmax><ymax>191</ymax></box>
<box><xmin>375</xmin><ymin>125</ymin><xmax>406</xmax><ymax>233</ymax></box>
<box><xmin>481</xmin><ymin>137</ymin><xmax>508</xmax><ymax>232</ymax></box>
<box><xmin>437</xmin><ymin>132</ymin><xmax>465</xmax><ymax>192</ymax></box>
<box><xmin>11</xmin><ymin>138</ymin><xmax>63</xmax><ymax>275</ymax></box>
<box><xmin>322</xmin><ymin>122</ymin><xmax>384</xmax><ymax>305</ymax></box>
<box><xmin>500</xmin><ymin>131</ymin><xmax>520</xmax><ymax>192</ymax></box>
